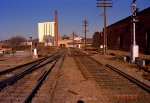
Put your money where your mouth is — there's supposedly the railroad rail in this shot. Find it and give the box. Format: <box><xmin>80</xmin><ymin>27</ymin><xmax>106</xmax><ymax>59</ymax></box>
<box><xmin>0</xmin><ymin>49</ymin><xmax>63</xmax><ymax>84</ymax></box>
<box><xmin>0</xmin><ymin>49</ymin><xmax>66</xmax><ymax>102</ymax></box>
<box><xmin>105</xmin><ymin>64</ymin><xmax>150</xmax><ymax>93</ymax></box>
<box><xmin>23</xmin><ymin>49</ymin><xmax>66</xmax><ymax>103</ymax></box>
<box><xmin>0</xmin><ymin>57</ymin><xmax>45</xmax><ymax>75</ymax></box>
<box><xmin>0</xmin><ymin>49</ymin><xmax>62</xmax><ymax>76</ymax></box>
<box><xmin>71</xmin><ymin>49</ymin><xmax>150</xmax><ymax>103</ymax></box>
<box><xmin>0</xmin><ymin>57</ymin><xmax>46</xmax><ymax>89</ymax></box>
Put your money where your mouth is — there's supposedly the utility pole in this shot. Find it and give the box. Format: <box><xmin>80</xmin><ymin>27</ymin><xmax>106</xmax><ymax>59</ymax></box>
<box><xmin>130</xmin><ymin>0</ymin><xmax>139</xmax><ymax>62</ymax></box>
<box><xmin>29</xmin><ymin>37</ymin><xmax>32</xmax><ymax>53</ymax></box>
<box><xmin>72</xmin><ymin>30</ymin><xmax>75</xmax><ymax>48</ymax></box>
<box><xmin>97</xmin><ymin>0</ymin><xmax>112</xmax><ymax>54</ymax></box>
<box><xmin>82</xmin><ymin>19</ymin><xmax>89</xmax><ymax>50</ymax></box>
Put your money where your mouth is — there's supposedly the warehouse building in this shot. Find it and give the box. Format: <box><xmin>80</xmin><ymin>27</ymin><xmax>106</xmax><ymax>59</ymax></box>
<box><xmin>93</xmin><ymin>7</ymin><xmax>150</xmax><ymax>54</ymax></box>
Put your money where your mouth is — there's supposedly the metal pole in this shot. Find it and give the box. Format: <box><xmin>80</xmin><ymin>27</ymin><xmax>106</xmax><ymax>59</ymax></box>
<box><xmin>85</xmin><ymin>20</ymin><xmax>87</xmax><ymax>50</ymax></box>
<box><xmin>82</xmin><ymin>19</ymin><xmax>89</xmax><ymax>50</ymax></box>
<box><xmin>133</xmin><ymin>18</ymin><xmax>136</xmax><ymax>45</ymax></box>
<box><xmin>132</xmin><ymin>1</ymin><xmax>137</xmax><ymax>45</ymax></box>
<box><xmin>96</xmin><ymin>0</ymin><xmax>112</xmax><ymax>55</ymax></box>
<box><xmin>104</xmin><ymin>0</ymin><xmax>106</xmax><ymax>54</ymax></box>
<box><xmin>130</xmin><ymin>0</ymin><xmax>139</xmax><ymax>62</ymax></box>
<box><xmin>73</xmin><ymin>30</ymin><xmax>75</xmax><ymax>48</ymax></box>
<box><xmin>29</xmin><ymin>37</ymin><xmax>32</xmax><ymax>53</ymax></box>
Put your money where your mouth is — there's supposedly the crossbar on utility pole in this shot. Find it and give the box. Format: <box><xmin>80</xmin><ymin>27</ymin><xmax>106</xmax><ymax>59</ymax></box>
<box><xmin>82</xmin><ymin>19</ymin><xmax>89</xmax><ymax>50</ymax></box>
<box><xmin>97</xmin><ymin>0</ymin><xmax>112</xmax><ymax>55</ymax></box>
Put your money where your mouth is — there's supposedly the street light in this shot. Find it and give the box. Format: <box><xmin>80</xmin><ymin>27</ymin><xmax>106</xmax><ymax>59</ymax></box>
<box><xmin>29</xmin><ymin>37</ymin><xmax>32</xmax><ymax>53</ymax></box>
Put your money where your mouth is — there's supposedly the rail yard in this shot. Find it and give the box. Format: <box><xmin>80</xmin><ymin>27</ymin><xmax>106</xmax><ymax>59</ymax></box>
<box><xmin>0</xmin><ymin>0</ymin><xmax>150</xmax><ymax>103</ymax></box>
<box><xmin>0</xmin><ymin>48</ymin><xmax>149</xmax><ymax>103</ymax></box>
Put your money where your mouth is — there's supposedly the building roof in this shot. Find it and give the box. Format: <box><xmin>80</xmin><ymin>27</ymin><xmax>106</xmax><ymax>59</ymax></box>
<box><xmin>107</xmin><ymin>7</ymin><xmax>150</xmax><ymax>28</ymax></box>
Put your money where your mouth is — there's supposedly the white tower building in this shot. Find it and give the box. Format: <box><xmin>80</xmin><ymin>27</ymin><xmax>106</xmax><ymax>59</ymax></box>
<box><xmin>38</xmin><ymin>22</ymin><xmax>55</xmax><ymax>43</ymax></box>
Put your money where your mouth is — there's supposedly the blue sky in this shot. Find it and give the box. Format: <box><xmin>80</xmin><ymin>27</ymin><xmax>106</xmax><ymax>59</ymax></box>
<box><xmin>0</xmin><ymin>0</ymin><xmax>150</xmax><ymax>40</ymax></box>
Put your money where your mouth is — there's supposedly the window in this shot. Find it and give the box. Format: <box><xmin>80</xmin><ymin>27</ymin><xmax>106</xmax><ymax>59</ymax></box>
<box><xmin>136</xmin><ymin>23</ymin><xmax>141</xmax><ymax>31</ymax></box>
<box><xmin>114</xmin><ymin>29</ymin><xmax>118</xmax><ymax>36</ymax></box>
<box><xmin>125</xmin><ymin>25</ymin><xmax>129</xmax><ymax>32</ymax></box>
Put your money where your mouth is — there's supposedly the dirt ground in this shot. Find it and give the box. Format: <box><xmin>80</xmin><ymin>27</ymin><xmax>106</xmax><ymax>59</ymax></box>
<box><xmin>51</xmin><ymin>50</ymin><xmax>109</xmax><ymax>103</ymax></box>
<box><xmin>0</xmin><ymin>51</ymin><xmax>33</xmax><ymax>72</ymax></box>
<box><xmin>51</xmin><ymin>48</ymin><xmax>150</xmax><ymax>103</ymax></box>
<box><xmin>0</xmin><ymin>49</ymin><xmax>149</xmax><ymax>103</ymax></box>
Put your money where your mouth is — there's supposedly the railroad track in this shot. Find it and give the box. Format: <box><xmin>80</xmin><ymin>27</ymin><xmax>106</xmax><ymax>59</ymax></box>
<box><xmin>0</xmin><ymin>49</ymin><xmax>62</xmax><ymax>82</ymax></box>
<box><xmin>0</xmin><ymin>49</ymin><xmax>66</xmax><ymax>103</ymax></box>
<box><xmin>71</xmin><ymin>49</ymin><xmax>150</xmax><ymax>103</ymax></box>
<box><xmin>105</xmin><ymin>64</ymin><xmax>150</xmax><ymax>93</ymax></box>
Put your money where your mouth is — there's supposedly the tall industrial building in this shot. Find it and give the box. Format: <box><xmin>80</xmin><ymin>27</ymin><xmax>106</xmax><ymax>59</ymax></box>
<box><xmin>38</xmin><ymin>10</ymin><xmax>58</xmax><ymax>46</ymax></box>
<box><xmin>54</xmin><ymin>10</ymin><xmax>58</xmax><ymax>46</ymax></box>
<box><xmin>38</xmin><ymin>22</ymin><xmax>55</xmax><ymax>43</ymax></box>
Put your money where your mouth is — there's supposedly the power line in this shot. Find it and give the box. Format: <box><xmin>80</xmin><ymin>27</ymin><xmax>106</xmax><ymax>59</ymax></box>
<box><xmin>92</xmin><ymin>14</ymin><xmax>103</xmax><ymax>25</ymax></box>
<box><xmin>113</xmin><ymin>0</ymin><xmax>120</xmax><ymax>5</ymax></box>
<box><xmin>88</xmin><ymin>8</ymin><xmax>99</xmax><ymax>22</ymax></box>
<box><xmin>88</xmin><ymin>8</ymin><xmax>103</xmax><ymax>34</ymax></box>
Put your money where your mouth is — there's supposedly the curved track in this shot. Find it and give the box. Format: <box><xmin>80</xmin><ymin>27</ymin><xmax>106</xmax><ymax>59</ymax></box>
<box><xmin>0</xmin><ymin>49</ymin><xmax>62</xmax><ymax>83</ymax></box>
<box><xmin>0</xmin><ymin>49</ymin><xmax>66</xmax><ymax>103</ymax></box>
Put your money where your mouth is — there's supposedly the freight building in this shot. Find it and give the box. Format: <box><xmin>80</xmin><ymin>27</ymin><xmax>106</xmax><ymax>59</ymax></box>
<box><xmin>93</xmin><ymin>7</ymin><xmax>150</xmax><ymax>54</ymax></box>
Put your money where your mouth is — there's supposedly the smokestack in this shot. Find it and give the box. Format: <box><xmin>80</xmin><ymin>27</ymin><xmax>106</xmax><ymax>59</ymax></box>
<box><xmin>54</xmin><ymin>10</ymin><xmax>58</xmax><ymax>46</ymax></box>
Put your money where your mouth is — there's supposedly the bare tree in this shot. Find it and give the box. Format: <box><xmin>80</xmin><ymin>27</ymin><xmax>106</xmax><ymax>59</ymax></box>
<box><xmin>8</xmin><ymin>36</ymin><xmax>26</xmax><ymax>48</ymax></box>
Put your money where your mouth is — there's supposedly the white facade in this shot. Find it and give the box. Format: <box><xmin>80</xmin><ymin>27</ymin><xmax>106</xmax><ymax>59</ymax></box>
<box><xmin>74</xmin><ymin>37</ymin><xmax>82</xmax><ymax>43</ymax></box>
<box><xmin>38</xmin><ymin>22</ymin><xmax>55</xmax><ymax>42</ymax></box>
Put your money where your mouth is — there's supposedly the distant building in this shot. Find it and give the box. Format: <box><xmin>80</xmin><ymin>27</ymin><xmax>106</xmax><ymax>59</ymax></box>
<box><xmin>58</xmin><ymin>35</ymin><xmax>73</xmax><ymax>47</ymax></box>
<box><xmin>58</xmin><ymin>34</ymin><xmax>83</xmax><ymax>48</ymax></box>
<box><xmin>58</xmin><ymin>39</ymin><xmax>73</xmax><ymax>47</ymax></box>
<box><xmin>61</xmin><ymin>35</ymin><xmax>70</xmax><ymax>40</ymax></box>
<box><xmin>0</xmin><ymin>42</ymin><xmax>4</xmax><ymax>49</ymax></box>
<box><xmin>38</xmin><ymin>10</ymin><xmax>58</xmax><ymax>46</ymax></box>
<box><xmin>93</xmin><ymin>31</ymin><xmax>103</xmax><ymax>48</ymax></box>
<box><xmin>0</xmin><ymin>42</ymin><xmax>12</xmax><ymax>54</ymax></box>
<box><xmin>38</xmin><ymin>22</ymin><xmax>55</xmax><ymax>44</ymax></box>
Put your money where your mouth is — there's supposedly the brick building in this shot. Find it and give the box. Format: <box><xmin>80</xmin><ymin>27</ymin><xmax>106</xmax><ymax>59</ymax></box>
<box><xmin>93</xmin><ymin>7</ymin><xmax>150</xmax><ymax>54</ymax></box>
